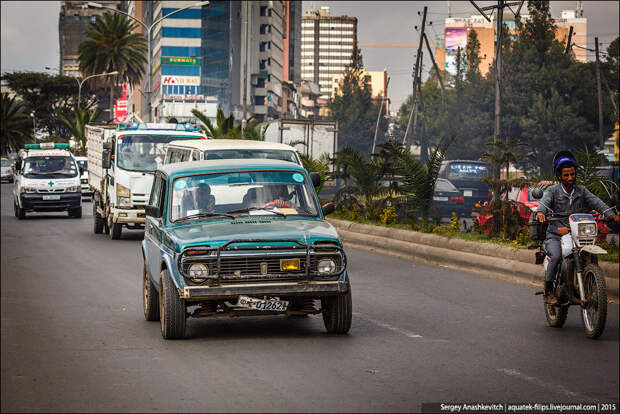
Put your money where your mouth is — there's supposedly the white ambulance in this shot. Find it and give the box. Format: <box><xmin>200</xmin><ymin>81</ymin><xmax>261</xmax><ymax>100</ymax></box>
<box><xmin>13</xmin><ymin>143</ymin><xmax>83</xmax><ymax>219</ymax></box>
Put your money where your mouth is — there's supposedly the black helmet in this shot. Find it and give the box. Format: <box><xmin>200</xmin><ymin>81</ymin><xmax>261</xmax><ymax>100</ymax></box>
<box><xmin>552</xmin><ymin>150</ymin><xmax>577</xmax><ymax>175</ymax></box>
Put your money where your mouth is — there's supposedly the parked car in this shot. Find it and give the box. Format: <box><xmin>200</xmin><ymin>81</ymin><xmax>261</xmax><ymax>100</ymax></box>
<box><xmin>438</xmin><ymin>160</ymin><xmax>491</xmax><ymax>217</ymax></box>
<box><xmin>142</xmin><ymin>158</ymin><xmax>351</xmax><ymax>339</ymax></box>
<box><xmin>74</xmin><ymin>156</ymin><xmax>92</xmax><ymax>199</ymax></box>
<box><xmin>429</xmin><ymin>178</ymin><xmax>469</xmax><ymax>220</ymax></box>
<box><xmin>1</xmin><ymin>157</ymin><xmax>14</xmax><ymax>183</ymax></box>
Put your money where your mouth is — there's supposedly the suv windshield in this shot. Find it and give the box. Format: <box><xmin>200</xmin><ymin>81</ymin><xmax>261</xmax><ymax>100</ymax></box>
<box><xmin>447</xmin><ymin>163</ymin><xmax>488</xmax><ymax>180</ymax></box>
<box><xmin>170</xmin><ymin>170</ymin><xmax>319</xmax><ymax>222</ymax></box>
<box><xmin>205</xmin><ymin>149</ymin><xmax>300</xmax><ymax>165</ymax></box>
<box><xmin>22</xmin><ymin>156</ymin><xmax>78</xmax><ymax>179</ymax></box>
<box><xmin>118</xmin><ymin>134</ymin><xmax>200</xmax><ymax>172</ymax></box>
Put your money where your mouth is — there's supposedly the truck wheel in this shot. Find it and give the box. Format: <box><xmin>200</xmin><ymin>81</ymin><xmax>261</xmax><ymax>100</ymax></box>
<box><xmin>143</xmin><ymin>263</ymin><xmax>160</xmax><ymax>321</ymax></box>
<box><xmin>321</xmin><ymin>288</ymin><xmax>352</xmax><ymax>334</ymax></box>
<box><xmin>93</xmin><ymin>203</ymin><xmax>104</xmax><ymax>234</ymax></box>
<box><xmin>109</xmin><ymin>219</ymin><xmax>122</xmax><ymax>239</ymax></box>
<box><xmin>159</xmin><ymin>269</ymin><xmax>186</xmax><ymax>339</ymax></box>
<box><xmin>14</xmin><ymin>200</ymin><xmax>25</xmax><ymax>219</ymax></box>
<box><xmin>68</xmin><ymin>207</ymin><xmax>82</xmax><ymax>218</ymax></box>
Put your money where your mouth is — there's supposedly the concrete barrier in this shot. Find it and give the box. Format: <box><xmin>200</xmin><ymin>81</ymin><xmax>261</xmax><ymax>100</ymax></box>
<box><xmin>329</xmin><ymin>218</ymin><xmax>619</xmax><ymax>300</ymax></box>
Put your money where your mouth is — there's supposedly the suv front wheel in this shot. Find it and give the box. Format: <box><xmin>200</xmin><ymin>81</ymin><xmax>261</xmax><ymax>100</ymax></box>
<box><xmin>159</xmin><ymin>269</ymin><xmax>186</xmax><ymax>339</ymax></box>
<box><xmin>321</xmin><ymin>288</ymin><xmax>352</xmax><ymax>334</ymax></box>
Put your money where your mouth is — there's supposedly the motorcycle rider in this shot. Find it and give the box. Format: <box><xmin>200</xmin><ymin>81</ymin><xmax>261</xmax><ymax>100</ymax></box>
<box><xmin>536</xmin><ymin>151</ymin><xmax>620</xmax><ymax>305</ymax></box>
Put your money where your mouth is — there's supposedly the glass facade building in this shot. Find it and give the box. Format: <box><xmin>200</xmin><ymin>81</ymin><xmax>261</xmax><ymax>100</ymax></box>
<box><xmin>200</xmin><ymin>0</ymin><xmax>231</xmax><ymax>114</ymax></box>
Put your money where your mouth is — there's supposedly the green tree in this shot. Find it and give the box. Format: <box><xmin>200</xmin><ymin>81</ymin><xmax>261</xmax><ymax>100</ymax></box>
<box><xmin>57</xmin><ymin>105</ymin><xmax>102</xmax><ymax>155</ymax></box>
<box><xmin>1</xmin><ymin>93</ymin><xmax>31</xmax><ymax>154</ymax></box>
<box><xmin>191</xmin><ymin>108</ymin><xmax>265</xmax><ymax>140</ymax></box>
<box><xmin>299</xmin><ymin>152</ymin><xmax>331</xmax><ymax>196</ymax></box>
<box><xmin>78</xmin><ymin>12</ymin><xmax>147</xmax><ymax>118</ymax></box>
<box><xmin>328</xmin><ymin>42</ymin><xmax>380</xmax><ymax>154</ymax></box>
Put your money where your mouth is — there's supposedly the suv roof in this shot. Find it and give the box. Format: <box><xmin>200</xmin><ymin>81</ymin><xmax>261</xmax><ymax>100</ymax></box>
<box><xmin>160</xmin><ymin>158</ymin><xmax>305</xmax><ymax>178</ymax></box>
<box><xmin>167</xmin><ymin>139</ymin><xmax>298</xmax><ymax>151</ymax></box>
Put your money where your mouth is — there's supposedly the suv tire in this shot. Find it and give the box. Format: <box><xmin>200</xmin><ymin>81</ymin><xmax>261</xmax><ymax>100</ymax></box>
<box><xmin>143</xmin><ymin>263</ymin><xmax>160</xmax><ymax>321</ymax></box>
<box><xmin>159</xmin><ymin>269</ymin><xmax>186</xmax><ymax>339</ymax></box>
<box><xmin>321</xmin><ymin>288</ymin><xmax>352</xmax><ymax>334</ymax></box>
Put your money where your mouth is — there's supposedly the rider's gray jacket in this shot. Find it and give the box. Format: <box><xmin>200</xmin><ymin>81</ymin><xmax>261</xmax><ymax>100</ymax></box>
<box><xmin>535</xmin><ymin>184</ymin><xmax>614</xmax><ymax>237</ymax></box>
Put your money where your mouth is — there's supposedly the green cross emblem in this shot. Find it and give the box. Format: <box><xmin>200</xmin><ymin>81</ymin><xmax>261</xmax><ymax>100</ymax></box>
<box><xmin>48</xmin><ymin>180</ymin><xmax>54</xmax><ymax>187</ymax></box>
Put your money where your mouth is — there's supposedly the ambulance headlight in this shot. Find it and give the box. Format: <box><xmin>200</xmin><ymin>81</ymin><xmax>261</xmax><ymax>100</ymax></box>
<box><xmin>21</xmin><ymin>187</ymin><xmax>37</xmax><ymax>193</ymax></box>
<box><xmin>578</xmin><ymin>223</ymin><xmax>597</xmax><ymax>237</ymax></box>
<box><xmin>66</xmin><ymin>186</ymin><xmax>81</xmax><ymax>193</ymax></box>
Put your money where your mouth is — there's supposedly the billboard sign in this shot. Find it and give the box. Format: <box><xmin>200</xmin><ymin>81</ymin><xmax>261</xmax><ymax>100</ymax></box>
<box><xmin>161</xmin><ymin>56</ymin><xmax>201</xmax><ymax>65</ymax></box>
<box><xmin>445</xmin><ymin>28</ymin><xmax>468</xmax><ymax>76</ymax></box>
<box><xmin>162</xmin><ymin>76</ymin><xmax>201</xmax><ymax>86</ymax></box>
<box><xmin>114</xmin><ymin>84</ymin><xmax>128</xmax><ymax>123</ymax></box>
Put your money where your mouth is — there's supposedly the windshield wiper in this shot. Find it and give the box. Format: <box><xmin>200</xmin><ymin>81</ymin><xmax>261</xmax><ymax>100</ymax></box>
<box><xmin>177</xmin><ymin>212</ymin><xmax>235</xmax><ymax>222</ymax></box>
<box><xmin>226</xmin><ymin>206</ymin><xmax>286</xmax><ymax>217</ymax></box>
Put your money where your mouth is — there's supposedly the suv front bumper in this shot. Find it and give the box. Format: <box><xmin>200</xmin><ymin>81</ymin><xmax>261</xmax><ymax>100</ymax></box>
<box><xmin>180</xmin><ymin>280</ymin><xmax>349</xmax><ymax>301</ymax></box>
<box><xmin>20</xmin><ymin>192</ymin><xmax>81</xmax><ymax>211</ymax></box>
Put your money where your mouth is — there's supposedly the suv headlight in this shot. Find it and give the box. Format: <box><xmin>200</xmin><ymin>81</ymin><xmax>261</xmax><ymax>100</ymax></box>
<box><xmin>317</xmin><ymin>258</ymin><xmax>337</xmax><ymax>274</ymax></box>
<box><xmin>188</xmin><ymin>263</ymin><xmax>209</xmax><ymax>282</ymax></box>
<box><xmin>116</xmin><ymin>183</ymin><xmax>131</xmax><ymax>198</ymax></box>
<box><xmin>578</xmin><ymin>223</ymin><xmax>597</xmax><ymax>237</ymax></box>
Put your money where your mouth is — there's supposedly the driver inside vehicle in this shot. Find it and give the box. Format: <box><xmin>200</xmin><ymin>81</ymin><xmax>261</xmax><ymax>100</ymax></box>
<box><xmin>261</xmin><ymin>184</ymin><xmax>291</xmax><ymax>208</ymax></box>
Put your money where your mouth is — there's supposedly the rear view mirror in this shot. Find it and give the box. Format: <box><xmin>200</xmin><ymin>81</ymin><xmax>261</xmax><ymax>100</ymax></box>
<box><xmin>531</xmin><ymin>188</ymin><xmax>544</xmax><ymax>200</ymax></box>
<box><xmin>145</xmin><ymin>205</ymin><xmax>162</xmax><ymax>218</ymax></box>
<box><xmin>102</xmin><ymin>149</ymin><xmax>112</xmax><ymax>169</ymax></box>
<box><xmin>310</xmin><ymin>172</ymin><xmax>321</xmax><ymax>188</ymax></box>
<box><xmin>321</xmin><ymin>202</ymin><xmax>335</xmax><ymax>216</ymax></box>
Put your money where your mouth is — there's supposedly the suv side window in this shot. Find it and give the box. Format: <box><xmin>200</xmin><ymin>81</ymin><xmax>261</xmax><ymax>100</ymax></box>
<box><xmin>149</xmin><ymin>173</ymin><xmax>162</xmax><ymax>207</ymax></box>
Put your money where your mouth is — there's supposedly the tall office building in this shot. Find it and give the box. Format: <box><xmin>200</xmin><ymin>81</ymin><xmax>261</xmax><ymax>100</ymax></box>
<box><xmin>301</xmin><ymin>7</ymin><xmax>357</xmax><ymax>99</ymax></box>
<box><xmin>59</xmin><ymin>1</ymin><xmax>123</xmax><ymax>77</ymax></box>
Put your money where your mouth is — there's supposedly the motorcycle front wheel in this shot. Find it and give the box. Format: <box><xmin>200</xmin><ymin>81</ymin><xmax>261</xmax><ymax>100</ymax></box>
<box><xmin>580</xmin><ymin>264</ymin><xmax>607</xmax><ymax>339</ymax></box>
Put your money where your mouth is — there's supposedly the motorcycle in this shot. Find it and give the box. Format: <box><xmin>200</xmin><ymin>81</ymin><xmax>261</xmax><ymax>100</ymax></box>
<box><xmin>528</xmin><ymin>188</ymin><xmax>613</xmax><ymax>339</ymax></box>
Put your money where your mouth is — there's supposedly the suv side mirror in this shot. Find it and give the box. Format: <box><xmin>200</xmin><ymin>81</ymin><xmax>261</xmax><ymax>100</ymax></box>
<box><xmin>310</xmin><ymin>172</ymin><xmax>321</xmax><ymax>188</ymax></box>
<box><xmin>531</xmin><ymin>187</ymin><xmax>544</xmax><ymax>200</ymax></box>
<box><xmin>145</xmin><ymin>205</ymin><xmax>162</xmax><ymax>218</ymax></box>
<box><xmin>102</xmin><ymin>149</ymin><xmax>112</xmax><ymax>169</ymax></box>
<box><xmin>321</xmin><ymin>202</ymin><xmax>335</xmax><ymax>216</ymax></box>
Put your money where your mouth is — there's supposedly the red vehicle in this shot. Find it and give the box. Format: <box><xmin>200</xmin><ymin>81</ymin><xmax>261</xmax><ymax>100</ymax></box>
<box><xmin>476</xmin><ymin>182</ymin><xmax>611</xmax><ymax>240</ymax></box>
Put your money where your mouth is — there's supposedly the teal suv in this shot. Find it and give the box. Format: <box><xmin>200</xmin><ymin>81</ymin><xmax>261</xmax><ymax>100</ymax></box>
<box><xmin>141</xmin><ymin>159</ymin><xmax>351</xmax><ymax>339</ymax></box>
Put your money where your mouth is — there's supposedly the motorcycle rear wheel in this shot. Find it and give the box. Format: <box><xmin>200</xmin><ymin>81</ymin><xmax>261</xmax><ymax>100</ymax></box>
<box><xmin>543</xmin><ymin>269</ymin><xmax>568</xmax><ymax>328</ymax></box>
<box><xmin>580</xmin><ymin>264</ymin><xmax>607</xmax><ymax>339</ymax></box>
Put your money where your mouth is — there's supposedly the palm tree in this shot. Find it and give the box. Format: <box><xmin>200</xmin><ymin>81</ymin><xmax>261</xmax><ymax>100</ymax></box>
<box><xmin>57</xmin><ymin>105</ymin><xmax>102</xmax><ymax>155</ymax></box>
<box><xmin>1</xmin><ymin>93</ymin><xmax>31</xmax><ymax>155</ymax></box>
<box><xmin>78</xmin><ymin>12</ymin><xmax>147</xmax><ymax>119</ymax></box>
<box><xmin>191</xmin><ymin>108</ymin><xmax>265</xmax><ymax>140</ymax></box>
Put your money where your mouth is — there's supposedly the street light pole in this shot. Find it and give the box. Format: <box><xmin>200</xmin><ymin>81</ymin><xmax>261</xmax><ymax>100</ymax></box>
<box><xmin>86</xmin><ymin>1</ymin><xmax>209</xmax><ymax>122</ymax></box>
<box><xmin>77</xmin><ymin>71</ymin><xmax>119</xmax><ymax>110</ymax></box>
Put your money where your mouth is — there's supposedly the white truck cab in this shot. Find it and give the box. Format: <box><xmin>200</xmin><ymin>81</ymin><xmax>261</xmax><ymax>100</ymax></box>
<box><xmin>164</xmin><ymin>139</ymin><xmax>303</xmax><ymax>166</ymax></box>
<box><xmin>87</xmin><ymin>122</ymin><xmax>205</xmax><ymax>239</ymax></box>
<box><xmin>12</xmin><ymin>143</ymin><xmax>83</xmax><ymax>219</ymax></box>
<box><xmin>74</xmin><ymin>156</ymin><xmax>92</xmax><ymax>199</ymax></box>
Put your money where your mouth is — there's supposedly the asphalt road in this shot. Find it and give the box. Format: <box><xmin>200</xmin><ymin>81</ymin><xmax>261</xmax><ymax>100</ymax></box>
<box><xmin>1</xmin><ymin>183</ymin><xmax>618</xmax><ymax>413</ymax></box>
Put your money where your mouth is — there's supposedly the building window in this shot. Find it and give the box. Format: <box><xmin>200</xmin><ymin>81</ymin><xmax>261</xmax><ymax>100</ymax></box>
<box><xmin>260</xmin><ymin>6</ymin><xmax>267</xmax><ymax>16</ymax></box>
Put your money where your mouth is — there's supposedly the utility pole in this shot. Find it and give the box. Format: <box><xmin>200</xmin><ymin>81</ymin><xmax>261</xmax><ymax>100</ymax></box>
<box><xmin>494</xmin><ymin>0</ymin><xmax>503</xmax><ymax>145</ymax></box>
<box><xmin>403</xmin><ymin>6</ymin><xmax>427</xmax><ymax>150</ymax></box>
<box><xmin>595</xmin><ymin>37</ymin><xmax>605</xmax><ymax>147</ymax></box>
<box><xmin>565</xmin><ymin>26</ymin><xmax>573</xmax><ymax>54</ymax></box>
<box><xmin>371</xmin><ymin>76</ymin><xmax>390</xmax><ymax>156</ymax></box>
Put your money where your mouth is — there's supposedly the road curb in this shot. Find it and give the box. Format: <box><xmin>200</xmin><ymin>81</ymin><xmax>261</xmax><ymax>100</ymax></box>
<box><xmin>329</xmin><ymin>218</ymin><xmax>619</xmax><ymax>301</ymax></box>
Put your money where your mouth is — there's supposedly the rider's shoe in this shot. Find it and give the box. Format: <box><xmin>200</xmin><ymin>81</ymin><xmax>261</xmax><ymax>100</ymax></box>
<box><xmin>544</xmin><ymin>292</ymin><xmax>559</xmax><ymax>305</ymax></box>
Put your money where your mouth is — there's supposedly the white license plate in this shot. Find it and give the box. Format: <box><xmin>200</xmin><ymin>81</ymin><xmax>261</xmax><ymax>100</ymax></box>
<box><xmin>42</xmin><ymin>195</ymin><xmax>61</xmax><ymax>200</ymax></box>
<box><xmin>433</xmin><ymin>196</ymin><xmax>448</xmax><ymax>202</ymax></box>
<box><xmin>236</xmin><ymin>295</ymin><xmax>289</xmax><ymax>311</ymax></box>
<box><xmin>463</xmin><ymin>190</ymin><xmax>473</xmax><ymax>197</ymax></box>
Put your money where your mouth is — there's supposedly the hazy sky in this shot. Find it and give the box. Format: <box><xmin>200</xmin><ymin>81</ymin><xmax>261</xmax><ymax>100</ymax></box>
<box><xmin>2</xmin><ymin>1</ymin><xmax>618</xmax><ymax>110</ymax></box>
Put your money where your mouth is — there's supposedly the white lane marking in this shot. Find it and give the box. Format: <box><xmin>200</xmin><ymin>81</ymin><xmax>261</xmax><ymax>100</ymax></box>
<box><xmin>354</xmin><ymin>312</ymin><xmax>423</xmax><ymax>338</ymax></box>
<box><xmin>497</xmin><ymin>368</ymin><xmax>585</xmax><ymax>399</ymax></box>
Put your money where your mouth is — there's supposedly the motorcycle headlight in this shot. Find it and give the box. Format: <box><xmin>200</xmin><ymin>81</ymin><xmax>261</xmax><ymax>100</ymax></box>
<box><xmin>317</xmin><ymin>258</ymin><xmax>337</xmax><ymax>274</ymax></box>
<box><xmin>578</xmin><ymin>223</ymin><xmax>597</xmax><ymax>237</ymax></box>
<box><xmin>188</xmin><ymin>263</ymin><xmax>209</xmax><ymax>282</ymax></box>
<box><xmin>116</xmin><ymin>183</ymin><xmax>131</xmax><ymax>198</ymax></box>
